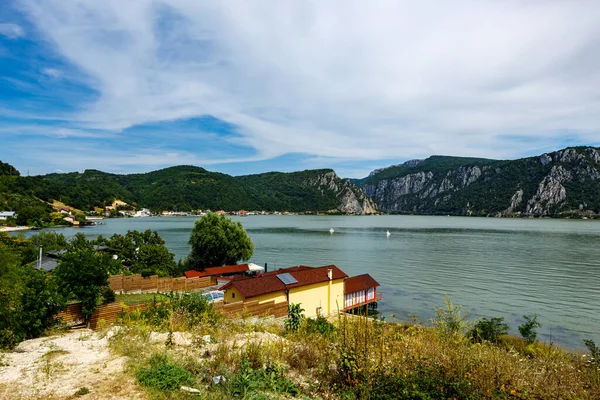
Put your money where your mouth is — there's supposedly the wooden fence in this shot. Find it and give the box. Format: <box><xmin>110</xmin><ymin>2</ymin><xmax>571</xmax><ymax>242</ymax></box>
<box><xmin>214</xmin><ymin>300</ymin><xmax>289</xmax><ymax>319</ymax></box>
<box><xmin>108</xmin><ymin>274</ymin><xmax>216</xmax><ymax>293</ymax></box>
<box><xmin>56</xmin><ymin>302</ymin><xmax>84</xmax><ymax>325</ymax></box>
<box><xmin>73</xmin><ymin>299</ymin><xmax>289</xmax><ymax>330</ymax></box>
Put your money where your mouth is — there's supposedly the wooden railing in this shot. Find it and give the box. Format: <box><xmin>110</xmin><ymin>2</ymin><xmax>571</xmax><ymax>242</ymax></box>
<box><xmin>344</xmin><ymin>293</ymin><xmax>382</xmax><ymax>310</ymax></box>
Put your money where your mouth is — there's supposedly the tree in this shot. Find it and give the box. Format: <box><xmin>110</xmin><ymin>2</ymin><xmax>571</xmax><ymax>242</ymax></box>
<box><xmin>0</xmin><ymin>247</ymin><xmax>25</xmax><ymax>348</ymax></box>
<box><xmin>68</xmin><ymin>232</ymin><xmax>94</xmax><ymax>252</ymax></box>
<box><xmin>518</xmin><ymin>314</ymin><xmax>542</xmax><ymax>344</ymax></box>
<box><xmin>15</xmin><ymin>205</ymin><xmax>48</xmax><ymax>226</ymax></box>
<box><xmin>186</xmin><ymin>212</ymin><xmax>254</xmax><ymax>270</ymax></box>
<box><xmin>470</xmin><ymin>317</ymin><xmax>509</xmax><ymax>343</ymax></box>
<box><xmin>0</xmin><ymin>247</ymin><xmax>64</xmax><ymax>349</ymax></box>
<box><xmin>53</xmin><ymin>249</ymin><xmax>120</xmax><ymax>323</ymax></box>
<box><xmin>29</xmin><ymin>231</ymin><xmax>69</xmax><ymax>253</ymax></box>
<box><xmin>103</xmin><ymin>230</ymin><xmax>177</xmax><ymax>277</ymax></box>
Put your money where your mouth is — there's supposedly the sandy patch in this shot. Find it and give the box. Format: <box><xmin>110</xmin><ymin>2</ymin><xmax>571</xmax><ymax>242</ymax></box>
<box><xmin>0</xmin><ymin>330</ymin><xmax>145</xmax><ymax>400</ymax></box>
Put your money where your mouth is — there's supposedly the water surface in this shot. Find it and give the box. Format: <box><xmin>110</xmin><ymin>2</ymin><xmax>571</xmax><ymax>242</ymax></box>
<box><xmin>20</xmin><ymin>215</ymin><xmax>600</xmax><ymax>349</ymax></box>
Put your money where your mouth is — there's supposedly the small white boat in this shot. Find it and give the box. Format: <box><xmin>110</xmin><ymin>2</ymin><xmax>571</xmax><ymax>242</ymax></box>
<box><xmin>329</xmin><ymin>228</ymin><xmax>335</xmax><ymax>234</ymax></box>
<box><xmin>386</xmin><ymin>230</ymin><xmax>391</xmax><ymax>237</ymax></box>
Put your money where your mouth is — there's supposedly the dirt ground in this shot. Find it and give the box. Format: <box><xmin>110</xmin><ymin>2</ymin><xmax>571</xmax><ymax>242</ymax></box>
<box><xmin>0</xmin><ymin>330</ymin><xmax>146</xmax><ymax>400</ymax></box>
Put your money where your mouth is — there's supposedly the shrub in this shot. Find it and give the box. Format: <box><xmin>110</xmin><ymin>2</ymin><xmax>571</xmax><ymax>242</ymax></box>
<box><xmin>518</xmin><ymin>314</ymin><xmax>541</xmax><ymax>344</ymax></box>
<box><xmin>136</xmin><ymin>353</ymin><xmax>194</xmax><ymax>391</ymax></box>
<box><xmin>101</xmin><ymin>286</ymin><xmax>116</xmax><ymax>304</ymax></box>
<box><xmin>431</xmin><ymin>294</ymin><xmax>471</xmax><ymax>337</ymax></box>
<box><xmin>304</xmin><ymin>315</ymin><xmax>335</xmax><ymax>338</ymax></box>
<box><xmin>470</xmin><ymin>317</ymin><xmax>508</xmax><ymax>343</ymax></box>
<box><xmin>227</xmin><ymin>356</ymin><xmax>299</xmax><ymax>398</ymax></box>
<box><xmin>284</xmin><ymin>303</ymin><xmax>304</xmax><ymax>333</ymax></box>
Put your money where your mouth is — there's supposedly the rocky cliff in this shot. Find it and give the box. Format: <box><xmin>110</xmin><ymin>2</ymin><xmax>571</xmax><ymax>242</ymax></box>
<box><xmin>304</xmin><ymin>171</ymin><xmax>377</xmax><ymax>214</ymax></box>
<box><xmin>356</xmin><ymin>147</ymin><xmax>600</xmax><ymax>216</ymax></box>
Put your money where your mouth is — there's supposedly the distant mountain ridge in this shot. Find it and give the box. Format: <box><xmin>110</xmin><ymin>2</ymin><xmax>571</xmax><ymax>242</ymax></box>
<box><xmin>3</xmin><ymin>146</ymin><xmax>599</xmax><ymax>218</ymax></box>
<box><xmin>1</xmin><ymin>164</ymin><xmax>376</xmax><ymax>215</ymax></box>
<box><xmin>353</xmin><ymin>147</ymin><xmax>600</xmax><ymax>216</ymax></box>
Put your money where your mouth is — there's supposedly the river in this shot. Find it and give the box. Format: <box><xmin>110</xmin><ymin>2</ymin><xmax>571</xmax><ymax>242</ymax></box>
<box><xmin>18</xmin><ymin>215</ymin><xmax>600</xmax><ymax>349</ymax></box>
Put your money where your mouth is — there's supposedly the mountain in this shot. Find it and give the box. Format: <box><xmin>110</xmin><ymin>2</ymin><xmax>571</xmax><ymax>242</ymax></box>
<box><xmin>239</xmin><ymin>169</ymin><xmax>376</xmax><ymax>214</ymax></box>
<box><xmin>3</xmin><ymin>164</ymin><xmax>375</xmax><ymax>215</ymax></box>
<box><xmin>354</xmin><ymin>147</ymin><xmax>600</xmax><ymax>217</ymax></box>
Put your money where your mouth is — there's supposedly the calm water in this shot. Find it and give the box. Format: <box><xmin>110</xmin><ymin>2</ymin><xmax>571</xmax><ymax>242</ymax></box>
<box><xmin>19</xmin><ymin>215</ymin><xmax>600</xmax><ymax>349</ymax></box>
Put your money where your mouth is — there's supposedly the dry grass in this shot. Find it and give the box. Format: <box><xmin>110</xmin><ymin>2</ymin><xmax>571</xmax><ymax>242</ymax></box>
<box><xmin>103</xmin><ymin>304</ymin><xmax>600</xmax><ymax>399</ymax></box>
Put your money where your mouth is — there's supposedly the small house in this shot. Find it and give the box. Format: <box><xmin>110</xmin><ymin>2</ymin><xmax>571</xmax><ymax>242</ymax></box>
<box><xmin>0</xmin><ymin>211</ymin><xmax>16</xmax><ymax>220</ymax></box>
<box><xmin>344</xmin><ymin>274</ymin><xmax>381</xmax><ymax>310</ymax></box>
<box><xmin>220</xmin><ymin>265</ymin><xmax>348</xmax><ymax>318</ymax></box>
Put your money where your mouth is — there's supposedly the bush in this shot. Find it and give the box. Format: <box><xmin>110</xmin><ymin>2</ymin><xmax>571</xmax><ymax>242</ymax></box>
<box><xmin>136</xmin><ymin>353</ymin><xmax>194</xmax><ymax>391</ymax></box>
<box><xmin>518</xmin><ymin>314</ymin><xmax>541</xmax><ymax>344</ymax></box>
<box><xmin>431</xmin><ymin>294</ymin><xmax>471</xmax><ymax>337</ymax></box>
<box><xmin>284</xmin><ymin>303</ymin><xmax>305</xmax><ymax>333</ymax></box>
<box><xmin>101</xmin><ymin>286</ymin><xmax>116</xmax><ymax>304</ymax></box>
<box><xmin>470</xmin><ymin>317</ymin><xmax>508</xmax><ymax>343</ymax></box>
<box><xmin>304</xmin><ymin>315</ymin><xmax>335</xmax><ymax>338</ymax></box>
<box><xmin>227</xmin><ymin>356</ymin><xmax>299</xmax><ymax>398</ymax></box>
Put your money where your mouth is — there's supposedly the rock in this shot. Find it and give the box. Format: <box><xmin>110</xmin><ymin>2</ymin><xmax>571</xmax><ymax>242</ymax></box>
<box><xmin>506</xmin><ymin>189</ymin><xmax>524</xmax><ymax>213</ymax></box>
<box><xmin>540</xmin><ymin>154</ymin><xmax>552</xmax><ymax>165</ymax></box>
<box><xmin>181</xmin><ymin>386</ymin><xmax>201</xmax><ymax>394</ymax></box>
<box><xmin>304</xmin><ymin>171</ymin><xmax>377</xmax><ymax>214</ymax></box>
<box><xmin>526</xmin><ymin>166</ymin><xmax>572</xmax><ymax>215</ymax></box>
<box><xmin>202</xmin><ymin>335</ymin><xmax>212</xmax><ymax>344</ymax></box>
<box><xmin>212</xmin><ymin>375</ymin><xmax>226</xmax><ymax>385</ymax></box>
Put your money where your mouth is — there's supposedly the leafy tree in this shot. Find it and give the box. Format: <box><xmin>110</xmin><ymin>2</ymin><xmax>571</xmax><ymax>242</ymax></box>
<box><xmin>15</xmin><ymin>205</ymin><xmax>48</xmax><ymax>226</ymax></box>
<box><xmin>101</xmin><ymin>230</ymin><xmax>177</xmax><ymax>277</ymax></box>
<box><xmin>0</xmin><ymin>246</ymin><xmax>64</xmax><ymax>349</ymax></box>
<box><xmin>53</xmin><ymin>249</ymin><xmax>120</xmax><ymax>323</ymax></box>
<box><xmin>186</xmin><ymin>212</ymin><xmax>254</xmax><ymax>270</ymax></box>
<box><xmin>470</xmin><ymin>317</ymin><xmax>509</xmax><ymax>343</ymax></box>
<box><xmin>68</xmin><ymin>232</ymin><xmax>94</xmax><ymax>252</ymax></box>
<box><xmin>518</xmin><ymin>314</ymin><xmax>542</xmax><ymax>344</ymax></box>
<box><xmin>0</xmin><ymin>247</ymin><xmax>25</xmax><ymax>348</ymax></box>
<box><xmin>29</xmin><ymin>231</ymin><xmax>69</xmax><ymax>253</ymax></box>
<box><xmin>19</xmin><ymin>266</ymin><xmax>65</xmax><ymax>340</ymax></box>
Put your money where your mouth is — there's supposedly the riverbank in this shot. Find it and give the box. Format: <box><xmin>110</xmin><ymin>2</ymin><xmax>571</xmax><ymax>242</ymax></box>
<box><xmin>2</xmin><ymin>309</ymin><xmax>597</xmax><ymax>399</ymax></box>
<box><xmin>0</xmin><ymin>226</ymin><xmax>31</xmax><ymax>232</ymax></box>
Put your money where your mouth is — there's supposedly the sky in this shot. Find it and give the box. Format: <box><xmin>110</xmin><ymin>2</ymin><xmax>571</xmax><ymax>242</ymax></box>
<box><xmin>1</xmin><ymin>1</ymin><xmax>600</xmax><ymax>178</ymax></box>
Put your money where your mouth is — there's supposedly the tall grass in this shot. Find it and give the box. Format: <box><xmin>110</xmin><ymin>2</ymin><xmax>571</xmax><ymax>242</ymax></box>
<box><xmin>105</xmin><ymin>296</ymin><xmax>600</xmax><ymax>400</ymax></box>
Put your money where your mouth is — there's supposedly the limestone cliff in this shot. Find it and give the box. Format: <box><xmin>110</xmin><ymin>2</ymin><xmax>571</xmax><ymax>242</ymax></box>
<box><xmin>305</xmin><ymin>171</ymin><xmax>377</xmax><ymax>214</ymax></box>
<box><xmin>356</xmin><ymin>147</ymin><xmax>600</xmax><ymax>216</ymax></box>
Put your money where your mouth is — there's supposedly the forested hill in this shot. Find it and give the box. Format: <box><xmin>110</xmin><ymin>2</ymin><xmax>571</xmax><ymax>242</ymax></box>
<box><xmin>0</xmin><ymin>164</ymin><xmax>375</xmax><ymax>214</ymax></box>
<box><xmin>353</xmin><ymin>147</ymin><xmax>600</xmax><ymax>216</ymax></box>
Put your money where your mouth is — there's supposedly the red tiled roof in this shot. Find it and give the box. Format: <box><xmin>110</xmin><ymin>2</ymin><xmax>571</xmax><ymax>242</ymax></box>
<box><xmin>344</xmin><ymin>274</ymin><xmax>380</xmax><ymax>294</ymax></box>
<box><xmin>220</xmin><ymin>265</ymin><xmax>348</xmax><ymax>299</ymax></box>
<box><xmin>184</xmin><ymin>264</ymin><xmax>250</xmax><ymax>279</ymax></box>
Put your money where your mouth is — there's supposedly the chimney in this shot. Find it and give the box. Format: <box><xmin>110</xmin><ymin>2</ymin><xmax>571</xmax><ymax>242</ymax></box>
<box><xmin>264</xmin><ymin>263</ymin><xmax>268</xmax><ymax>273</ymax></box>
<box><xmin>327</xmin><ymin>268</ymin><xmax>332</xmax><ymax>280</ymax></box>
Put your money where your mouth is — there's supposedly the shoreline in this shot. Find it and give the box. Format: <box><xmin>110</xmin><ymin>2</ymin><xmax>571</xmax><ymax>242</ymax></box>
<box><xmin>0</xmin><ymin>226</ymin><xmax>32</xmax><ymax>232</ymax></box>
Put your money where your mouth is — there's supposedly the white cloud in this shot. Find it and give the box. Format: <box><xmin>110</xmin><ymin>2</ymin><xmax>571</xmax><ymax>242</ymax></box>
<box><xmin>0</xmin><ymin>23</ymin><xmax>24</xmax><ymax>39</ymax></box>
<box><xmin>17</xmin><ymin>0</ymin><xmax>600</xmax><ymax>168</ymax></box>
<box><xmin>42</xmin><ymin>67</ymin><xmax>61</xmax><ymax>78</ymax></box>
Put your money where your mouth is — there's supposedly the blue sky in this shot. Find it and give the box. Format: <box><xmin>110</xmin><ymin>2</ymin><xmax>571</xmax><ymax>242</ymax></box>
<box><xmin>1</xmin><ymin>1</ymin><xmax>600</xmax><ymax>178</ymax></box>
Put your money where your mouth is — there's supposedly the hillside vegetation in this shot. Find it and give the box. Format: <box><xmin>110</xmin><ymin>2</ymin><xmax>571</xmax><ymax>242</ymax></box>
<box><xmin>0</xmin><ymin>162</ymin><xmax>375</xmax><ymax>216</ymax></box>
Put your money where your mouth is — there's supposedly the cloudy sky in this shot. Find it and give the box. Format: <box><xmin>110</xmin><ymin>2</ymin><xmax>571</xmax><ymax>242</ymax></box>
<box><xmin>1</xmin><ymin>1</ymin><xmax>600</xmax><ymax>178</ymax></box>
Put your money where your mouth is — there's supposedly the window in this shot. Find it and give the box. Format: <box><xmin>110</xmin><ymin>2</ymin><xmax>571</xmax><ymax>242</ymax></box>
<box><xmin>232</xmin><ymin>292</ymin><xmax>235</xmax><ymax>299</ymax></box>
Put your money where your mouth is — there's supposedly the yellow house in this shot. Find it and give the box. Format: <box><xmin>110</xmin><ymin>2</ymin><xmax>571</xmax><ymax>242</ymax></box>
<box><xmin>220</xmin><ymin>265</ymin><xmax>348</xmax><ymax>318</ymax></box>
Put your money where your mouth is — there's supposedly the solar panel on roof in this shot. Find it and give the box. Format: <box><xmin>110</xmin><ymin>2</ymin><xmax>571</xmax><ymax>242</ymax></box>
<box><xmin>276</xmin><ymin>273</ymin><xmax>298</xmax><ymax>285</ymax></box>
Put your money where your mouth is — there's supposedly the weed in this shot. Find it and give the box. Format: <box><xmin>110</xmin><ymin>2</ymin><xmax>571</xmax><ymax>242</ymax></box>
<box><xmin>136</xmin><ymin>353</ymin><xmax>195</xmax><ymax>391</ymax></box>
<box><xmin>73</xmin><ymin>387</ymin><xmax>90</xmax><ymax>396</ymax></box>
